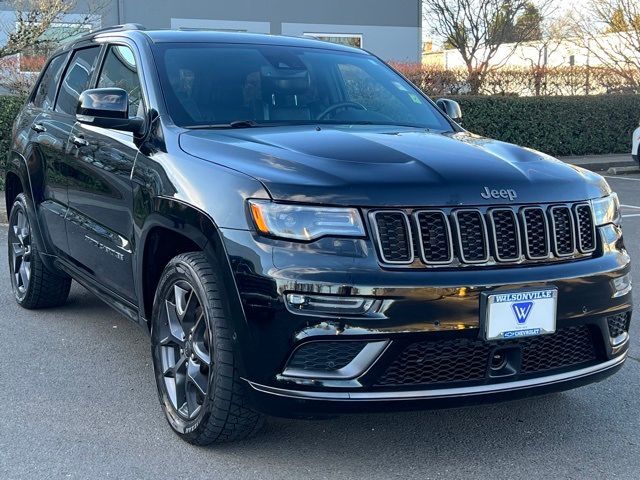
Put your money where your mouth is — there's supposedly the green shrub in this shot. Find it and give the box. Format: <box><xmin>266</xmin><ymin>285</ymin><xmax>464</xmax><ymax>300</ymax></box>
<box><xmin>0</xmin><ymin>95</ymin><xmax>26</xmax><ymax>191</ymax></box>
<box><xmin>452</xmin><ymin>95</ymin><xmax>640</xmax><ymax>157</ymax></box>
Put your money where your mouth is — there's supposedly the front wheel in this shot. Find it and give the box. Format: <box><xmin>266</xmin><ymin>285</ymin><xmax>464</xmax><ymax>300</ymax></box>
<box><xmin>150</xmin><ymin>252</ymin><xmax>264</xmax><ymax>445</ymax></box>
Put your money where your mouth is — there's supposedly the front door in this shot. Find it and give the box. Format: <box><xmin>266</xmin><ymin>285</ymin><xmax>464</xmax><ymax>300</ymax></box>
<box><xmin>64</xmin><ymin>44</ymin><xmax>145</xmax><ymax>303</ymax></box>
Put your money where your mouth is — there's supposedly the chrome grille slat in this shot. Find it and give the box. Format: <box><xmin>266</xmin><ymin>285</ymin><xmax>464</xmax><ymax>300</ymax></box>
<box><xmin>489</xmin><ymin>208</ymin><xmax>521</xmax><ymax>262</ymax></box>
<box><xmin>549</xmin><ymin>205</ymin><xmax>576</xmax><ymax>256</ymax></box>
<box><xmin>369</xmin><ymin>203</ymin><xmax>596</xmax><ymax>268</ymax></box>
<box><xmin>414</xmin><ymin>210</ymin><xmax>454</xmax><ymax>264</ymax></box>
<box><xmin>369</xmin><ymin>210</ymin><xmax>414</xmax><ymax>264</ymax></box>
<box><xmin>453</xmin><ymin>210</ymin><xmax>489</xmax><ymax>263</ymax></box>
<box><xmin>574</xmin><ymin>203</ymin><xmax>596</xmax><ymax>253</ymax></box>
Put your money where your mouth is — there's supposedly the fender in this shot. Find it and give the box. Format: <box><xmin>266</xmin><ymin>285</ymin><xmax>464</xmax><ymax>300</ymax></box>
<box><xmin>5</xmin><ymin>149</ymin><xmax>59</xmax><ymax>273</ymax></box>
<box><xmin>135</xmin><ymin>196</ymin><xmax>251</xmax><ymax>355</ymax></box>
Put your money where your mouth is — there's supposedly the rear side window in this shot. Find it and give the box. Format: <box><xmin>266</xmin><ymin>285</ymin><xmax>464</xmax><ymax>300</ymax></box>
<box><xmin>55</xmin><ymin>46</ymin><xmax>101</xmax><ymax>115</ymax></box>
<box><xmin>32</xmin><ymin>54</ymin><xmax>67</xmax><ymax>110</ymax></box>
<box><xmin>97</xmin><ymin>45</ymin><xmax>144</xmax><ymax>118</ymax></box>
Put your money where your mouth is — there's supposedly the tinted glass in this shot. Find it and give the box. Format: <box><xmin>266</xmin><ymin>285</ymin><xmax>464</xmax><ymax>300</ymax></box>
<box><xmin>32</xmin><ymin>53</ymin><xmax>67</xmax><ymax>110</ymax></box>
<box><xmin>55</xmin><ymin>46</ymin><xmax>101</xmax><ymax>115</ymax></box>
<box><xmin>152</xmin><ymin>43</ymin><xmax>452</xmax><ymax>131</ymax></box>
<box><xmin>97</xmin><ymin>45</ymin><xmax>143</xmax><ymax>118</ymax></box>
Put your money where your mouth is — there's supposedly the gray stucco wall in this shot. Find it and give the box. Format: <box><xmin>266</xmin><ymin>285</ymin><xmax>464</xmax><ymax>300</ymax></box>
<box><xmin>0</xmin><ymin>0</ymin><xmax>422</xmax><ymax>61</ymax></box>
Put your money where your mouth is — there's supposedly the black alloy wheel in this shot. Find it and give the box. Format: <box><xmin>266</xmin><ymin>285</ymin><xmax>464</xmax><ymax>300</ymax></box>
<box><xmin>157</xmin><ymin>281</ymin><xmax>212</xmax><ymax>420</ymax></box>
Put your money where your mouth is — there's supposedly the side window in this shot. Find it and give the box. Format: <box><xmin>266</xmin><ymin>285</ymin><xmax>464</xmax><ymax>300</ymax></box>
<box><xmin>32</xmin><ymin>53</ymin><xmax>67</xmax><ymax>110</ymax></box>
<box><xmin>97</xmin><ymin>45</ymin><xmax>143</xmax><ymax>118</ymax></box>
<box><xmin>55</xmin><ymin>46</ymin><xmax>101</xmax><ymax>115</ymax></box>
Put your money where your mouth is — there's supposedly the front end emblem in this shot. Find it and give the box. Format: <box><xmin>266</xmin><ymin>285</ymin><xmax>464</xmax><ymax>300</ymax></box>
<box><xmin>481</xmin><ymin>186</ymin><xmax>517</xmax><ymax>201</ymax></box>
<box><xmin>511</xmin><ymin>301</ymin><xmax>533</xmax><ymax>324</ymax></box>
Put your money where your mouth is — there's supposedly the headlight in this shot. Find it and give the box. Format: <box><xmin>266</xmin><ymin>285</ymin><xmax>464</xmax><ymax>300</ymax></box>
<box><xmin>591</xmin><ymin>193</ymin><xmax>621</xmax><ymax>226</ymax></box>
<box><xmin>248</xmin><ymin>200</ymin><xmax>365</xmax><ymax>241</ymax></box>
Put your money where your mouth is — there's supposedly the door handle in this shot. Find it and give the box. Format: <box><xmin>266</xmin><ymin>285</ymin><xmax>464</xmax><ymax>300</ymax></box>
<box><xmin>71</xmin><ymin>135</ymin><xmax>89</xmax><ymax>147</ymax></box>
<box><xmin>31</xmin><ymin>123</ymin><xmax>46</xmax><ymax>133</ymax></box>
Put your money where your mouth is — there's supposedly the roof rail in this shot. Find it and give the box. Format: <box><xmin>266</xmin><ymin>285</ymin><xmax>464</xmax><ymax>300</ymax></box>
<box><xmin>90</xmin><ymin>23</ymin><xmax>145</xmax><ymax>36</ymax></box>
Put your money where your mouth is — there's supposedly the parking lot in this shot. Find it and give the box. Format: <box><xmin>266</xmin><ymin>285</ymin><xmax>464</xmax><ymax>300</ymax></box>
<box><xmin>0</xmin><ymin>174</ymin><xmax>638</xmax><ymax>480</ymax></box>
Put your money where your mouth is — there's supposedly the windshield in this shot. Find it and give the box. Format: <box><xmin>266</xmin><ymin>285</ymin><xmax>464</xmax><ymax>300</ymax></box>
<box><xmin>152</xmin><ymin>42</ymin><xmax>453</xmax><ymax>131</ymax></box>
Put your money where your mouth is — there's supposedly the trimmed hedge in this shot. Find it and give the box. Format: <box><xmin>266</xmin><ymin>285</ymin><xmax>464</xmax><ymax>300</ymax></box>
<box><xmin>452</xmin><ymin>95</ymin><xmax>640</xmax><ymax>157</ymax></box>
<box><xmin>0</xmin><ymin>95</ymin><xmax>25</xmax><ymax>191</ymax></box>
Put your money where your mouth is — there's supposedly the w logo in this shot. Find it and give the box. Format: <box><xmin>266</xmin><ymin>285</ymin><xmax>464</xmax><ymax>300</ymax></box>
<box><xmin>511</xmin><ymin>301</ymin><xmax>533</xmax><ymax>324</ymax></box>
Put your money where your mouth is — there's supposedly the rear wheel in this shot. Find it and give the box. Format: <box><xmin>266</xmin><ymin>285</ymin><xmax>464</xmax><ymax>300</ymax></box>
<box><xmin>150</xmin><ymin>252</ymin><xmax>264</xmax><ymax>444</ymax></box>
<box><xmin>8</xmin><ymin>193</ymin><xmax>71</xmax><ymax>309</ymax></box>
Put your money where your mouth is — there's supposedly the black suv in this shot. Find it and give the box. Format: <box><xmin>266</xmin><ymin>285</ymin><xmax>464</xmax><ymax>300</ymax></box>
<box><xmin>7</xmin><ymin>25</ymin><xmax>633</xmax><ymax>445</ymax></box>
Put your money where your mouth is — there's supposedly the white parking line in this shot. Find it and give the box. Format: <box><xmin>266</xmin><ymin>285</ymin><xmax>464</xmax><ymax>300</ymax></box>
<box><xmin>623</xmin><ymin>214</ymin><xmax>640</xmax><ymax>218</ymax></box>
<box><xmin>622</xmin><ymin>204</ymin><xmax>640</xmax><ymax>209</ymax></box>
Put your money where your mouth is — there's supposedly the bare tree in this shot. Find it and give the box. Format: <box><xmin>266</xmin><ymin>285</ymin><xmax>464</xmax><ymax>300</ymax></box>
<box><xmin>517</xmin><ymin>11</ymin><xmax>579</xmax><ymax>95</ymax></box>
<box><xmin>423</xmin><ymin>0</ymin><xmax>553</xmax><ymax>94</ymax></box>
<box><xmin>576</xmin><ymin>0</ymin><xmax>640</xmax><ymax>92</ymax></box>
<box><xmin>0</xmin><ymin>0</ymin><xmax>101</xmax><ymax>59</ymax></box>
<box><xmin>0</xmin><ymin>0</ymin><xmax>103</xmax><ymax>94</ymax></box>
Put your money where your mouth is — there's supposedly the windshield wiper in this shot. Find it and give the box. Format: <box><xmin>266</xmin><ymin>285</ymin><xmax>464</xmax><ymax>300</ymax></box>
<box><xmin>184</xmin><ymin>120</ymin><xmax>260</xmax><ymax>130</ymax></box>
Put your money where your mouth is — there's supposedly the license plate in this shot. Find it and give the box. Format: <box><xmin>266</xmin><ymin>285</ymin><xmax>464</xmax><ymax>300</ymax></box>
<box><xmin>484</xmin><ymin>288</ymin><xmax>557</xmax><ymax>341</ymax></box>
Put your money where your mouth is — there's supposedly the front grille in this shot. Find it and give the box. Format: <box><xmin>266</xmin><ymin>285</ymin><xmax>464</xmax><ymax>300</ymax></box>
<box><xmin>376</xmin><ymin>326</ymin><xmax>598</xmax><ymax>387</ymax></box>
<box><xmin>370</xmin><ymin>202</ymin><xmax>596</xmax><ymax>268</ymax></box>
<box><xmin>550</xmin><ymin>206</ymin><xmax>575</xmax><ymax>256</ymax></box>
<box><xmin>606</xmin><ymin>312</ymin><xmax>631</xmax><ymax>338</ymax></box>
<box><xmin>454</xmin><ymin>210</ymin><xmax>489</xmax><ymax>262</ymax></box>
<box><xmin>286</xmin><ymin>341</ymin><xmax>366</xmax><ymax>372</ymax></box>
<box><xmin>370</xmin><ymin>211</ymin><xmax>412</xmax><ymax>264</ymax></box>
<box><xmin>575</xmin><ymin>204</ymin><xmax>596</xmax><ymax>253</ymax></box>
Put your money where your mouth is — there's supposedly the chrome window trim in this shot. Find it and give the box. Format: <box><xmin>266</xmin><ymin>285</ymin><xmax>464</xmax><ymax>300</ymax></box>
<box><xmin>413</xmin><ymin>210</ymin><xmax>454</xmax><ymax>265</ymax></box>
<box><xmin>549</xmin><ymin>205</ymin><xmax>577</xmax><ymax>257</ymax></box>
<box><xmin>488</xmin><ymin>208</ymin><xmax>522</xmax><ymax>262</ymax></box>
<box><xmin>520</xmin><ymin>206</ymin><xmax>551</xmax><ymax>260</ymax></box>
<box><xmin>451</xmin><ymin>209</ymin><xmax>490</xmax><ymax>264</ymax></box>
<box><xmin>369</xmin><ymin>210</ymin><xmax>415</xmax><ymax>265</ymax></box>
<box><xmin>573</xmin><ymin>203</ymin><xmax>597</xmax><ymax>254</ymax></box>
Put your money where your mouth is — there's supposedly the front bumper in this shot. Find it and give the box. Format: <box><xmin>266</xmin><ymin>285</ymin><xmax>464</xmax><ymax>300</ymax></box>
<box><xmin>245</xmin><ymin>352</ymin><xmax>626</xmax><ymax>416</ymax></box>
<box><xmin>220</xmin><ymin>224</ymin><xmax>632</xmax><ymax>417</ymax></box>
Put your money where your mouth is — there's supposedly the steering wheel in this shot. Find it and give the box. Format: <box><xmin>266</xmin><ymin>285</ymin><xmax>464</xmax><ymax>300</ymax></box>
<box><xmin>317</xmin><ymin>102</ymin><xmax>368</xmax><ymax>120</ymax></box>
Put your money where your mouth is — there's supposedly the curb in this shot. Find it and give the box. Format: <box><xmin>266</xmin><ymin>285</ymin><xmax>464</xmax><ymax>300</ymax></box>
<box><xmin>560</xmin><ymin>154</ymin><xmax>637</xmax><ymax>173</ymax></box>
<box><xmin>0</xmin><ymin>191</ymin><xmax>6</xmax><ymax>224</ymax></box>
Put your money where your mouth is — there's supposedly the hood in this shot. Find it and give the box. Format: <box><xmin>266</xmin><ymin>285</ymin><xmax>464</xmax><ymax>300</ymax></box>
<box><xmin>179</xmin><ymin>125</ymin><xmax>609</xmax><ymax>207</ymax></box>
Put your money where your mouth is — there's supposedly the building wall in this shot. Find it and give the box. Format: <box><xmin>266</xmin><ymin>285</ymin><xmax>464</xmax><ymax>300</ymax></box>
<box><xmin>117</xmin><ymin>0</ymin><xmax>422</xmax><ymax>61</ymax></box>
<box><xmin>0</xmin><ymin>0</ymin><xmax>422</xmax><ymax>62</ymax></box>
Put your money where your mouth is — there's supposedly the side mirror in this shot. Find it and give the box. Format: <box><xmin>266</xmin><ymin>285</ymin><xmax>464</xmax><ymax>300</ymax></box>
<box><xmin>76</xmin><ymin>88</ymin><xmax>143</xmax><ymax>134</ymax></box>
<box><xmin>436</xmin><ymin>98</ymin><xmax>462</xmax><ymax>123</ymax></box>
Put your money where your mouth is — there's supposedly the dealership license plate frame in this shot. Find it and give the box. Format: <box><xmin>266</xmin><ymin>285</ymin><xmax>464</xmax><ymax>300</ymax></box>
<box><xmin>481</xmin><ymin>287</ymin><xmax>558</xmax><ymax>341</ymax></box>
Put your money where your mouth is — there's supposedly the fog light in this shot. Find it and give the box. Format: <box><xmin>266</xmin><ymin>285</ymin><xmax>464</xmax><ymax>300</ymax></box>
<box><xmin>285</xmin><ymin>294</ymin><xmax>377</xmax><ymax>315</ymax></box>
<box><xmin>612</xmin><ymin>273</ymin><xmax>632</xmax><ymax>297</ymax></box>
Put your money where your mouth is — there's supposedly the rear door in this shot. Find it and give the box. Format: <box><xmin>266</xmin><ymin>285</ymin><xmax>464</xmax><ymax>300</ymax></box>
<box><xmin>24</xmin><ymin>52</ymin><xmax>70</xmax><ymax>254</ymax></box>
<box><xmin>37</xmin><ymin>45</ymin><xmax>102</xmax><ymax>257</ymax></box>
<box><xmin>65</xmin><ymin>43</ymin><xmax>144</xmax><ymax>302</ymax></box>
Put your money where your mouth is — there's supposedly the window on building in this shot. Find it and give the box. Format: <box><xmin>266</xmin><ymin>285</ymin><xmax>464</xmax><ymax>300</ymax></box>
<box><xmin>98</xmin><ymin>45</ymin><xmax>144</xmax><ymax>117</ymax></box>
<box><xmin>55</xmin><ymin>46</ymin><xmax>101</xmax><ymax>115</ymax></box>
<box><xmin>31</xmin><ymin>53</ymin><xmax>68</xmax><ymax>110</ymax></box>
<box><xmin>19</xmin><ymin>23</ymin><xmax>92</xmax><ymax>73</ymax></box>
<box><xmin>303</xmin><ymin>33</ymin><xmax>362</xmax><ymax>48</ymax></box>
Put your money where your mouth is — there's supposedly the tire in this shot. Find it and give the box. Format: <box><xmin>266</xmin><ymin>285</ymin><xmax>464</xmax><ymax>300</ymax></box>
<box><xmin>8</xmin><ymin>193</ymin><xmax>72</xmax><ymax>309</ymax></box>
<box><xmin>150</xmin><ymin>252</ymin><xmax>264</xmax><ymax>445</ymax></box>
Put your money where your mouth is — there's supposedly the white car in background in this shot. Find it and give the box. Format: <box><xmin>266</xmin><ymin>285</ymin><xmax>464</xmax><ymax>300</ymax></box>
<box><xmin>634</xmin><ymin>125</ymin><xmax>640</xmax><ymax>163</ymax></box>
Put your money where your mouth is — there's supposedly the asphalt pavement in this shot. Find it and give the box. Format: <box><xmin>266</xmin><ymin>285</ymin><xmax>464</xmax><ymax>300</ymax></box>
<box><xmin>0</xmin><ymin>175</ymin><xmax>639</xmax><ymax>480</ymax></box>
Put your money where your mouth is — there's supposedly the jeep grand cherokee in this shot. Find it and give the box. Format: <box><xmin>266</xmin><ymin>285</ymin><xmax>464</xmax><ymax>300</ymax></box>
<box><xmin>6</xmin><ymin>25</ymin><xmax>632</xmax><ymax>445</ymax></box>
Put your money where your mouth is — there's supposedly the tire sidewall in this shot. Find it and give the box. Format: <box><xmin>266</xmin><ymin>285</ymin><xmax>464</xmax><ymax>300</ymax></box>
<box><xmin>150</xmin><ymin>256</ymin><xmax>219</xmax><ymax>440</ymax></box>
